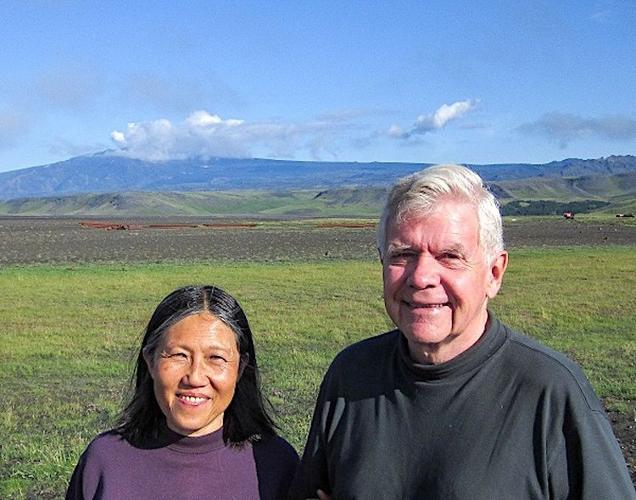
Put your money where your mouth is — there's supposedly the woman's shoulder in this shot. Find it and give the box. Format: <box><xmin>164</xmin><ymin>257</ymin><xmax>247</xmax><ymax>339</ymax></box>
<box><xmin>80</xmin><ymin>429</ymin><xmax>133</xmax><ymax>462</ymax></box>
<box><xmin>253</xmin><ymin>434</ymin><xmax>299</xmax><ymax>462</ymax></box>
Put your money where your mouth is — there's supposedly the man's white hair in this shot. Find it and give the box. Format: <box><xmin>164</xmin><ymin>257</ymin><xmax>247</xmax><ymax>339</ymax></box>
<box><xmin>377</xmin><ymin>164</ymin><xmax>504</xmax><ymax>262</ymax></box>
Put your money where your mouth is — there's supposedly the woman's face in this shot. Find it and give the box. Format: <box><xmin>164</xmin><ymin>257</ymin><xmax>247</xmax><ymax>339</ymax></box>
<box><xmin>144</xmin><ymin>312</ymin><xmax>241</xmax><ymax>437</ymax></box>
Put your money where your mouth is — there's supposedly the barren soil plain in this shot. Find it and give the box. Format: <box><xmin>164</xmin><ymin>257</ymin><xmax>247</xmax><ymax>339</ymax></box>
<box><xmin>1</xmin><ymin>215</ymin><xmax>635</xmax><ymax>482</ymax></box>
<box><xmin>1</xmin><ymin>215</ymin><xmax>636</xmax><ymax>265</ymax></box>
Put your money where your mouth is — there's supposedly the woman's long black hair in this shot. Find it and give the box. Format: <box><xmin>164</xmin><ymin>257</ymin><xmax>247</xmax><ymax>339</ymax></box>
<box><xmin>116</xmin><ymin>285</ymin><xmax>277</xmax><ymax>446</ymax></box>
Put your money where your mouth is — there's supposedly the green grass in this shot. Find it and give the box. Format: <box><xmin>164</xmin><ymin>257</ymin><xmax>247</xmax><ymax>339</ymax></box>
<box><xmin>1</xmin><ymin>248</ymin><xmax>635</xmax><ymax>498</ymax></box>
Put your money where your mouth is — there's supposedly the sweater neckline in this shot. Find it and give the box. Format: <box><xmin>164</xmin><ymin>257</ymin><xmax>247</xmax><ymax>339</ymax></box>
<box><xmin>398</xmin><ymin>312</ymin><xmax>508</xmax><ymax>382</ymax></box>
<box><xmin>153</xmin><ymin>424</ymin><xmax>227</xmax><ymax>454</ymax></box>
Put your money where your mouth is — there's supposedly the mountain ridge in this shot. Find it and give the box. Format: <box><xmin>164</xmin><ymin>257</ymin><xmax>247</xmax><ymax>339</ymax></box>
<box><xmin>1</xmin><ymin>152</ymin><xmax>635</xmax><ymax>201</ymax></box>
<box><xmin>1</xmin><ymin>171</ymin><xmax>634</xmax><ymax>217</ymax></box>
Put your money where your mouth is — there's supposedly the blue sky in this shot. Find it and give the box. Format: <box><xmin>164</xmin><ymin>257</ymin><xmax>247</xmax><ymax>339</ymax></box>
<box><xmin>1</xmin><ymin>0</ymin><xmax>635</xmax><ymax>172</ymax></box>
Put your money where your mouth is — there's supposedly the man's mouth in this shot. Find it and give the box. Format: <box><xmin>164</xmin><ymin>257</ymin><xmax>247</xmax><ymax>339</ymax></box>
<box><xmin>404</xmin><ymin>301</ymin><xmax>449</xmax><ymax>309</ymax></box>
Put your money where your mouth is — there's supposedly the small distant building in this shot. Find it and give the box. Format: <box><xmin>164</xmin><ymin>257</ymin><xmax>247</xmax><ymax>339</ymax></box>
<box><xmin>563</xmin><ymin>211</ymin><xmax>575</xmax><ymax>219</ymax></box>
<box><xmin>616</xmin><ymin>213</ymin><xmax>634</xmax><ymax>218</ymax></box>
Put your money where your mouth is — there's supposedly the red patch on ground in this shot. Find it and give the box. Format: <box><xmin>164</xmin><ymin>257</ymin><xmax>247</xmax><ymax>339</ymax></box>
<box><xmin>317</xmin><ymin>222</ymin><xmax>377</xmax><ymax>228</ymax></box>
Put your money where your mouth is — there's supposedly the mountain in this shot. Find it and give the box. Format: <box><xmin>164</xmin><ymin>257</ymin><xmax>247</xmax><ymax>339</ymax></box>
<box><xmin>1</xmin><ymin>152</ymin><xmax>636</xmax><ymax>201</ymax></box>
<box><xmin>0</xmin><ymin>152</ymin><xmax>426</xmax><ymax>201</ymax></box>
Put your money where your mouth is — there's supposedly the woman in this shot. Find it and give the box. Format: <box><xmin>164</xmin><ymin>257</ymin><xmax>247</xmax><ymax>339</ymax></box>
<box><xmin>66</xmin><ymin>285</ymin><xmax>298</xmax><ymax>499</ymax></box>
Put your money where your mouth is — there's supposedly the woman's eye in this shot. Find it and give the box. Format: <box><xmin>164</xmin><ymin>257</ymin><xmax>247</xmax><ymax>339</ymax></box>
<box><xmin>209</xmin><ymin>354</ymin><xmax>227</xmax><ymax>363</ymax></box>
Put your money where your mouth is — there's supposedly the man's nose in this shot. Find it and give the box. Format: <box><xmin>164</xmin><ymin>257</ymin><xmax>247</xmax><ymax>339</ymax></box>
<box><xmin>408</xmin><ymin>254</ymin><xmax>439</xmax><ymax>289</ymax></box>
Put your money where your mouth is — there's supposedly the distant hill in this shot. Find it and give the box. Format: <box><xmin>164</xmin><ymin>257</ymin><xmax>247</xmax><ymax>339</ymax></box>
<box><xmin>0</xmin><ymin>153</ymin><xmax>634</xmax><ymax>216</ymax></box>
<box><xmin>0</xmin><ymin>152</ymin><xmax>428</xmax><ymax>200</ymax></box>
<box><xmin>1</xmin><ymin>173</ymin><xmax>633</xmax><ymax>217</ymax></box>
<box><xmin>0</xmin><ymin>189</ymin><xmax>386</xmax><ymax>217</ymax></box>
<box><xmin>494</xmin><ymin>171</ymin><xmax>636</xmax><ymax>200</ymax></box>
<box><xmin>1</xmin><ymin>152</ymin><xmax>635</xmax><ymax>201</ymax></box>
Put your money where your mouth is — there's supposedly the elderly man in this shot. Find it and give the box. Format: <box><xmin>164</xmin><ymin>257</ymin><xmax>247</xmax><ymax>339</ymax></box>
<box><xmin>291</xmin><ymin>165</ymin><xmax>635</xmax><ymax>499</ymax></box>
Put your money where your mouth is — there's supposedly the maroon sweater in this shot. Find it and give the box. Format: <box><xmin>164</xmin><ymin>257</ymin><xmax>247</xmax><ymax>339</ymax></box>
<box><xmin>66</xmin><ymin>426</ymin><xmax>298</xmax><ymax>499</ymax></box>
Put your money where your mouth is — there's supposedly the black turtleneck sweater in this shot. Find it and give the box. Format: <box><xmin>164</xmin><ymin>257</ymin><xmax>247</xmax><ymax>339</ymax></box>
<box><xmin>290</xmin><ymin>314</ymin><xmax>635</xmax><ymax>499</ymax></box>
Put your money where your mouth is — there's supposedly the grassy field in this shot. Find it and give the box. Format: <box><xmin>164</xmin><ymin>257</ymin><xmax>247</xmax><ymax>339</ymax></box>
<box><xmin>1</xmin><ymin>247</ymin><xmax>635</xmax><ymax>497</ymax></box>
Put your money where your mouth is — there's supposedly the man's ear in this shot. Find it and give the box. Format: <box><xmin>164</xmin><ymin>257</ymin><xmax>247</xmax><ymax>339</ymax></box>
<box><xmin>487</xmin><ymin>251</ymin><xmax>508</xmax><ymax>299</ymax></box>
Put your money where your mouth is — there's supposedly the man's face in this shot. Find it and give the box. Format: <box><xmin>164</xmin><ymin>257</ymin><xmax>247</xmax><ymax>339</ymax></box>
<box><xmin>382</xmin><ymin>199</ymin><xmax>507</xmax><ymax>364</ymax></box>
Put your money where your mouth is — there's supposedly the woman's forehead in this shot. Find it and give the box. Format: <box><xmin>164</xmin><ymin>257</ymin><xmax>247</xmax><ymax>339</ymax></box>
<box><xmin>162</xmin><ymin>313</ymin><xmax>238</xmax><ymax>348</ymax></box>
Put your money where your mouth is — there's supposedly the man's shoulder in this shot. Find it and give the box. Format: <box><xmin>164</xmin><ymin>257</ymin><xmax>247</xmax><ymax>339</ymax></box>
<box><xmin>501</xmin><ymin>327</ymin><xmax>604</xmax><ymax>412</ymax></box>
<box><xmin>331</xmin><ymin>329</ymin><xmax>400</xmax><ymax>366</ymax></box>
<box><xmin>318</xmin><ymin>329</ymin><xmax>401</xmax><ymax>393</ymax></box>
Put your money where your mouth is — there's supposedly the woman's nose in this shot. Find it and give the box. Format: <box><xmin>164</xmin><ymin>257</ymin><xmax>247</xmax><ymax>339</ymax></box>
<box><xmin>184</xmin><ymin>358</ymin><xmax>208</xmax><ymax>386</ymax></box>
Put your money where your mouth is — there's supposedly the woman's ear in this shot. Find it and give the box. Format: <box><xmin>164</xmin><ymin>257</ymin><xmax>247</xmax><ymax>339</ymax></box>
<box><xmin>238</xmin><ymin>353</ymin><xmax>249</xmax><ymax>379</ymax></box>
<box><xmin>142</xmin><ymin>347</ymin><xmax>156</xmax><ymax>379</ymax></box>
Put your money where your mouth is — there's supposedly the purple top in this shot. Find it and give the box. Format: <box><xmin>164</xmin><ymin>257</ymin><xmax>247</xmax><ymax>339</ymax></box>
<box><xmin>66</xmin><ymin>426</ymin><xmax>298</xmax><ymax>499</ymax></box>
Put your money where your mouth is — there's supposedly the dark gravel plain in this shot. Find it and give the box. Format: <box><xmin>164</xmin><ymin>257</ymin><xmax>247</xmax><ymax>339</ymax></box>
<box><xmin>1</xmin><ymin>215</ymin><xmax>635</xmax><ymax>265</ymax></box>
<box><xmin>1</xmin><ymin>215</ymin><xmax>635</xmax><ymax>482</ymax></box>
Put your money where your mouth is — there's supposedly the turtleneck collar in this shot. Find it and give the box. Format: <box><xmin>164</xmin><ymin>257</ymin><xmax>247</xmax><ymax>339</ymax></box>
<box><xmin>398</xmin><ymin>312</ymin><xmax>508</xmax><ymax>382</ymax></box>
<box><xmin>140</xmin><ymin>423</ymin><xmax>228</xmax><ymax>454</ymax></box>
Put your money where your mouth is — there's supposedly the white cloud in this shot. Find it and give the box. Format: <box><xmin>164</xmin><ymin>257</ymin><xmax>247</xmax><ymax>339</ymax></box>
<box><xmin>185</xmin><ymin>110</ymin><xmax>244</xmax><ymax>128</ymax></box>
<box><xmin>389</xmin><ymin>99</ymin><xmax>478</xmax><ymax>139</ymax></box>
<box><xmin>517</xmin><ymin>112</ymin><xmax>636</xmax><ymax>148</ymax></box>
<box><xmin>110</xmin><ymin>130</ymin><xmax>125</xmax><ymax>143</ymax></box>
<box><xmin>110</xmin><ymin>110</ymin><xmax>354</xmax><ymax>161</ymax></box>
<box><xmin>387</xmin><ymin>124</ymin><xmax>404</xmax><ymax>138</ymax></box>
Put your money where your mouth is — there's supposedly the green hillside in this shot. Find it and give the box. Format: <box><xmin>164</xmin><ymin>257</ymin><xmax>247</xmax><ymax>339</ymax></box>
<box><xmin>0</xmin><ymin>173</ymin><xmax>633</xmax><ymax>217</ymax></box>
<box><xmin>0</xmin><ymin>189</ymin><xmax>386</xmax><ymax>217</ymax></box>
<box><xmin>493</xmin><ymin>172</ymin><xmax>636</xmax><ymax>200</ymax></box>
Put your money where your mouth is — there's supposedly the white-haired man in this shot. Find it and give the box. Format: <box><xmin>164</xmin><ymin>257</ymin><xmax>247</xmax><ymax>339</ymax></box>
<box><xmin>291</xmin><ymin>165</ymin><xmax>635</xmax><ymax>499</ymax></box>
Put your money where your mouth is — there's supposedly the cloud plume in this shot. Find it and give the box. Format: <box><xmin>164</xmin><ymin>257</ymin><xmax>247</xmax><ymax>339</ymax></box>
<box><xmin>389</xmin><ymin>99</ymin><xmax>478</xmax><ymax>139</ymax></box>
<box><xmin>110</xmin><ymin>110</ymin><xmax>353</xmax><ymax>161</ymax></box>
<box><xmin>517</xmin><ymin>112</ymin><xmax>636</xmax><ymax>148</ymax></box>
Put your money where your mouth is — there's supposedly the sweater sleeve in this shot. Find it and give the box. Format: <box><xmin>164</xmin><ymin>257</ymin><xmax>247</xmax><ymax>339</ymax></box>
<box><xmin>288</xmin><ymin>378</ymin><xmax>332</xmax><ymax>499</ymax></box>
<box><xmin>65</xmin><ymin>441</ymin><xmax>103</xmax><ymax>500</ymax></box>
<box><xmin>548</xmin><ymin>407</ymin><xmax>636</xmax><ymax>499</ymax></box>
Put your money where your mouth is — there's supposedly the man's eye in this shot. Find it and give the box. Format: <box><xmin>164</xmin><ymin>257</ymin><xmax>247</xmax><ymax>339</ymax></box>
<box><xmin>389</xmin><ymin>251</ymin><xmax>411</xmax><ymax>261</ymax></box>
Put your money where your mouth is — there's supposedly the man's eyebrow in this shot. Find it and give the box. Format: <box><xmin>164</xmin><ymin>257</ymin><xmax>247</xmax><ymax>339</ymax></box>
<box><xmin>386</xmin><ymin>243</ymin><xmax>412</xmax><ymax>253</ymax></box>
<box><xmin>440</xmin><ymin>243</ymin><xmax>467</xmax><ymax>255</ymax></box>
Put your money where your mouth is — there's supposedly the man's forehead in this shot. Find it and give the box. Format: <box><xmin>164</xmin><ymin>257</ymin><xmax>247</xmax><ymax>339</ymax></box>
<box><xmin>387</xmin><ymin>205</ymin><xmax>479</xmax><ymax>245</ymax></box>
<box><xmin>394</xmin><ymin>203</ymin><xmax>475</xmax><ymax>228</ymax></box>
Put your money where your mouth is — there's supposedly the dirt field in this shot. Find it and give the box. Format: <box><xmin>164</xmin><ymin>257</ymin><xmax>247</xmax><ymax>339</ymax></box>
<box><xmin>1</xmin><ymin>216</ymin><xmax>635</xmax><ymax>265</ymax></box>
<box><xmin>1</xmin><ymin>215</ymin><xmax>635</xmax><ymax>481</ymax></box>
